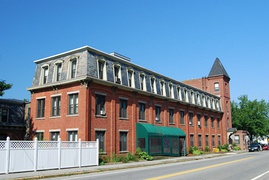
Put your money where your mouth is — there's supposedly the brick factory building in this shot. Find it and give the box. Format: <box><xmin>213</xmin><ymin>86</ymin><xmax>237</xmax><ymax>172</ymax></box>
<box><xmin>27</xmin><ymin>46</ymin><xmax>231</xmax><ymax>156</ymax></box>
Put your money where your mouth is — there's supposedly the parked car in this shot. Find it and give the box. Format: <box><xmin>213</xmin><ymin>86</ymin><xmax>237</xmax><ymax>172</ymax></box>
<box><xmin>262</xmin><ymin>144</ymin><xmax>268</xmax><ymax>150</ymax></box>
<box><xmin>248</xmin><ymin>143</ymin><xmax>262</xmax><ymax>152</ymax></box>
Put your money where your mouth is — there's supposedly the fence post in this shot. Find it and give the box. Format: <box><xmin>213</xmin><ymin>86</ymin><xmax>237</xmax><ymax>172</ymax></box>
<box><xmin>78</xmin><ymin>139</ymin><xmax>82</xmax><ymax>168</ymax></box>
<box><xmin>58</xmin><ymin>138</ymin><xmax>61</xmax><ymax>169</ymax></box>
<box><xmin>34</xmin><ymin>138</ymin><xmax>38</xmax><ymax>171</ymax></box>
<box><xmin>5</xmin><ymin>137</ymin><xmax>10</xmax><ymax>174</ymax></box>
<box><xmin>96</xmin><ymin>139</ymin><xmax>99</xmax><ymax>166</ymax></box>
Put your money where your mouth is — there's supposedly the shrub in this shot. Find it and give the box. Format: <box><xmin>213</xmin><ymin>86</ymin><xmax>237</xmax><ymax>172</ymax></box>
<box><xmin>188</xmin><ymin>146</ymin><xmax>194</xmax><ymax>154</ymax></box>
<box><xmin>193</xmin><ymin>150</ymin><xmax>203</xmax><ymax>155</ymax></box>
<box><xmin>135</xmin><ymin>147</ymin><xmax>153</xmax><ymax>161</ymax></box>
<box><xmin>213</xmin><ymin>148</ymin><xmax>219</xmax><ymax>153</ymax></box>
<box><xmin>204</xmin><ymin>146</ymin><xmax>210</xmax><ymax>152</ymax></box>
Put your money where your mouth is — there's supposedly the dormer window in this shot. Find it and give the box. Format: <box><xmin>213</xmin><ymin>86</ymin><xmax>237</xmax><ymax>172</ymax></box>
<box><xmin>127</xmin><ymin>68</ymin><xmax>134</xmax><ymax>88</ymax></box>
<box><xmin>97</xmin><ymin>59</ymin><xmax>107</xmax><ymax>80</ymax></box>
<box><xmin>168</xmin><ymin>83</ymin><xmax>174</xmax><ymax>98</ymax></box>
<box><xmin>139</xmin><ymin>73</ymin><xmax>146</xmax><ymax>91</ymax></box>
<box><xmin>41</xmin><ymin>64</ymin><xmax>49</xmax><ymax>85</ymax></box>
<box><xmin>53</xmin><ymin>60</ymin><xmax>63</xmax><ymax>82</ymax></box>
<box><xmin>184</xmin><ymin>89</ymin><xmax>189</xmax><ymax>102</ymax></box>
<box><xmin>68</xmin><ymin>59</ymin><xmax>77</xmax><ymax>79</ymax></box>
<box><xmin>196</xmin><ymin>93</ymin><xmax>201</xmax><ymax>105</ymax></box>
<box><xmin>190</xmin><ymin>91</ymin><xmax>195</xmax><ymax>104</ymax></box>
<box><xmin>150</xmin><ymin>76</ymin><xmax>156</xmax><ymax>93</ymax></box>
<box><xmin>177</xmin><ymin>86</ymin><xmax>182</xmax><ymax>100</ymax></box>
<box><xmin>160</xmin><ymin>80</ymin><xmax>166</xmax><ymax>96</ymax></box>
<box><xmin>114</xmin><ymin>64</ymin><xmax>121</xmax><ymax>84</ymax></box>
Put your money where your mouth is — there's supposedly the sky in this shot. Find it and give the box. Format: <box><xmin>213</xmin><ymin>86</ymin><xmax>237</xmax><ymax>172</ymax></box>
<box><xmin>0</xmin><ymin>0</ymin><xmax>268</xmax><ymax>102</ymax></box>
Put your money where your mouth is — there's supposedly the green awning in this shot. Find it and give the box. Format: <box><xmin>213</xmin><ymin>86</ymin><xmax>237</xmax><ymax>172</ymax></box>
<box><xmin>137</xmin><ymin>123</ymin><xmax>186</xmax><ymax>137</ymax></box>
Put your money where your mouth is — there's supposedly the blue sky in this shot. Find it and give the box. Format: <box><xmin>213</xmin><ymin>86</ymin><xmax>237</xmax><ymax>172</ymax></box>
<box><xmin>0</xmin><ymin>0</ymin><xmax>268</xmax><ymax>102</ymax></box>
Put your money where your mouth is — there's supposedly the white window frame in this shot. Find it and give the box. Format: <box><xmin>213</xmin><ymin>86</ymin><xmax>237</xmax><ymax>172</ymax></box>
<box><xmin>53</xmin><ymin>60</ymin><xmax>63</xmax><ymax>82</ymax></box>
<box><xmin>113</xmin><ymin>63</ymin><xmax>121</xmax><ymax>84</ymax></box>
<box><xmin>160</xmin><ymin>79</ymin><xmax>166</xmax><ymax>96</ymax></box>
<box><xmin>150</xmin><ymin>76</ymin><xmax>156</xmax><ymax>93</ymax></box>
<box><xmin>139</xmin><ymin>72</ymin><xmax>146</xmax><ymax>91</ymax></box>
<box><xmin>97</xmin><ymin>58</ymin><xmax>107</xmax><ymax>80</ymax></box>
<box><xmin>68</xmin><ymin>58</ymin><xmax>77</xmax><ymax>79</ymax></box>
<box><xmin>40</xmin><ymin>64</ymin><xmax>49</xmax><ymax>85</ymax></box>
<box><xmin>168</xmin><ymin>82</ymin><xmax>174</xmax><ymax>98</ymax></box>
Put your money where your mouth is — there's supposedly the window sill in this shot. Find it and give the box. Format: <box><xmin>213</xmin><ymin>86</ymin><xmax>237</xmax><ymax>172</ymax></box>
<box><xmin>119</xmin><ymin>117</ymin><xmax>129</xmax><ymax>120</ymax></box>
<box><xmin>99</xmin><ymin>152</ymin><xmax>107</xmax><ymax>155</ymax></box>
<box><xmin>95</xmin><ymin>115</ymin><xmax>107</xmax><ymax>118</ymax></box>
<box><xmin>119</xmin><ymin>151</ymin><xmax>129</xmax><ymax>154</ymax></box>
<box><xmin>67</xmin><ymin>114</ymin><xmax>79</xmax><ymax>117</ymax></box>
<box><xmin>139</xmin><ymin>120</ymin><xmax>147</xmax><ymax>122</ymax></box>
<box><xmin>169</xmin><ymin>123</ymin><xmax>175</xmax><ymax>125</ymax></box>
<box><xmin>35</xmin><ymin>117</ymin><xmax>45</xmax><ymax>120</ymax></box>
<box><xmin>50</xmin><ymin>116</ymin><xmax>61</xmax><ymax>119</ymax></box>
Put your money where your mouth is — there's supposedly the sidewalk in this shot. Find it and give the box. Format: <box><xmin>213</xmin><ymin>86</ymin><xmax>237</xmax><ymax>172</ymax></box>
<box><xmin>0</xmin><ymin>151</ymin><xmax>246</xmax><ymax>180</ymax></box>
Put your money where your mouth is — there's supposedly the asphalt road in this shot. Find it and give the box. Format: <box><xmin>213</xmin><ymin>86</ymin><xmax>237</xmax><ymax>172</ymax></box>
<box><xmin>48</xmin><ymin>151</ymin><xmax>269</xmax><ymax>180</ymax></box>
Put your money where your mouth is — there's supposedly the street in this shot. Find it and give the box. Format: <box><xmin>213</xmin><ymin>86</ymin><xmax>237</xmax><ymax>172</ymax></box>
<box><xmin>49</xmin><ymin>151</ymin><xmax>269</xmax><ymax>180</ymax></box>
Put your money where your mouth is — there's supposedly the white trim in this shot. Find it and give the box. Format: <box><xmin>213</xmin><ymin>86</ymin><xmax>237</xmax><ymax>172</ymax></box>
<box><xmin>119</xmin><ymin>130</ymin><xmax>129</xmax><ymax>132</ymax></box>
<box><xmin>49</xmin><ymin>129</ymin><xmax>61</xmax><ymax>132</ymax></box>
<box><xmin>67</xmin><ymin>90</ymin><xmax>79</xmax><ymax>94</ymax></box>
<box><xmin>51</xmin><ymin>94</ymin><xmax>62</xmax><ymax>97</ymax></box>
<box><xmin>35</xmin><ymin>130</ymin><xmax>45</xmax><ymax>133</ymax></box>
<box><xmin>66</xmin><ymin>128</ymin><xmax>79</xmax><ymax>131</ymax></box>
<box><xmin>36</xmin><ymin>96</ymin><xmax>46</xmax><ymax>99</ymax></box>
<box><xmin>94</xmin><ymin>128</ymin><xmax>107</xmax><ymax>131</ymax></box>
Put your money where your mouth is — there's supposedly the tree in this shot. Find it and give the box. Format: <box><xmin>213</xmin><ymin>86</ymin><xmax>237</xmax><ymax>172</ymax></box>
<box><xmin>0</xmin><ymin>80</ymin><xmax>12</xmax><ymax>96</ymax></box>
<box><xmin>232</xmin><ymin>95</ymin><xmax>269</xmax><ymax>142</ymax></box>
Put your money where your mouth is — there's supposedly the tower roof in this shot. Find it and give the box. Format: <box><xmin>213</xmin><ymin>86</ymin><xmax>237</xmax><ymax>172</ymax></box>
<box><xmin>208</xmin><ymin>58</ymin><xmax>230</xmax><ymax>79</ymax></box>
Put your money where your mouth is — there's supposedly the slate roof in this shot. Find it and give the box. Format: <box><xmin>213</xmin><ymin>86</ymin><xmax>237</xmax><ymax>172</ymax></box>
<box><xmin>208</xmin><ymin>58</ymin><xmax>230</xmax><ymax>79</ymax></box>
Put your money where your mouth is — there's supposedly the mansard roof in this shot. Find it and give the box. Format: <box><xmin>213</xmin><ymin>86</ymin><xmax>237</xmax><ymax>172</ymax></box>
<box><xmin>208</xmin><ymin>58</ymin><xmax>230</xmax><ymax>80</ymax></box>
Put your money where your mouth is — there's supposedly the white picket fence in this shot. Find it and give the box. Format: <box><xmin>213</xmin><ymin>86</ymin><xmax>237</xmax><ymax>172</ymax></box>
<box><xmin>0</xmin><ymin>137</ymin><xmax>99</xmax><ymax>174</ymax></box>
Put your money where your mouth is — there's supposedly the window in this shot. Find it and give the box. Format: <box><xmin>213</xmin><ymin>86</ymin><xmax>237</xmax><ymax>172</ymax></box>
<box><xmin>189</xmin><ymin>113</ymin><xmax>193</xmax><ymax>125</ymax></box>
<box><xmin>177</xmin><ymin>86</ymin><xmax>182</xmax><ymax>100</ymax></box>
<box><xmin>150</xmin><ymin>77</ymin><xmax>156</xmax><ymax>93</ymax></box>
<box><xmin>211</xmin><ymin>117</ymin><xmax>215</xmax><ymax>128</ymax></box>
<box><xmin>139</xmin><ymin>73</ymin><xmax>146</xmax><ymax>91</ymax></box>
<box><xmin>204</xmin><ymin>115</ymin><xmax>208</xmax><ymax>127</ymax></box>
<box><xmin>51</xmin><ymin>96</ymin><xmax>61</xmax><ymax>116</ymax></box>
<box><xmin>206</xmin><ymin>135</ymin><xmax>209</xmax><ymax>146</ymax></box>
<box><xmin>37</xmin><ymin>98</ymin><xmax>45</xmax><ymax>118</ymax></box>
<box><xmin>212</xmin><ymin>135</ymin><xmax>215</xmax><ymax>147</ymax></box>
<box><xmin>197</xmin><ymin>93</ymin><xmax>201</xmax><ymax>105</ymax></box>
<box><xmin>160</xmin><ymin>80</ymin><xmax>166</xmax><ymax>96</ymax></box>
<box><xmin>50</xmin><ymin>131</ymin><xmax>60</xmax><ymax>141</ymax></box>
<box><xmin>68</xmin><ymin>93</ymin><xmax>78</xmax><ymax>115</ymax></box>
<box><xmin>120</xmin><ymin>99</ymin><xmax>127</xmax><ymax>118</ymax></box>
<box><xmin>198</xmin><ymin>135</ymin><xmax>202</xmax><ymax>147</ymax></box>
<box><xmin>190</xmin><ymin>91</ymin><xmax>195</xmax><ymax>104</ymax></box>
<box><xmin>127</xmin><ymin>69</ymin><xmax>134</xmax><ymax>88</ymax></box>
<box><xmin>67</xmin><ymin>131</ymin><xmax>78</xmax><ymax>141</ymax></box>
<box><xmin>41</xmin><ymin>65</ymin><xmax>49</xmax><ymax>84</ymax></box>
<box><xmin>96</xmin><ymin>131</ymin><xmax>105</xmax><ymax>152</ymax></box>
<box><xmin>114</xmin><ymin>64</ymin><xmax>121</xmax><ymax>84</ymax></box>
<box><xmin>234</xmin><ymin>135</ymin><xmax>240</xmax><ymax>144</ymax></box>
<box><xmin>190</xmin><ymin>134</ymin><xmax>194</xmax><ymax>147</ymax></box>
<box><xmin>218</xmin><ymin>135</ymin><xmax>221</xmax><ymax>146</ymax></box>
<box><xmin>180</xmin><ymin>111</ymin><xmax>185</xmax><ymax>124</ymax></box>
<box><xmin>155</xmin><ymin>106</ymin><xmax>161</xmax><ymax>122</ymax></box>
<box><xmin>98</xmin><ymin>59</ymin><xmax>107</xmax><ymax>80</ymax></box>
<box><xmin>139</xmin><ymin>103</ymin><xmax>145</xmax><ymax>120</ymax></box>
<box><xmin>55</xmin><ymin>63</ymin><xmax>62</xmax><ymax>81</ymax></box>
<box><xmin>96</xmin><ymin>94</ymin><xmax>106</xmax><ymax>116</ymax></box>
<box><xmin>0</xmin><ymin>108</ymin><xmax>8</xmax><ymax>122</ymax></box>
<box><xmin>169</xmin><ymin>108</ymin><xmax>174</xmax><ymax>124</ymax></box>
<box><xmin>197</xmin><ymin>114</ymin><xmax>201</xmax><ymax>126</ymax></box>
<box><xmin>36</xmin><ymin>132</ymin><xmax>44</xmax><ymax>141</ymax></box>
<box><xmin>214</xmin><ymin>82</ymin><xmax>219</xmax><ymax>92</ymax></box>
<box><xmin>217</xmin><ymin>118</ymin><xmax>220</xmax><ymax>129</ymax></box>
<box><xmin>120</xmin><ymin>131</ymin><xmax>128</xmax><ymax>151</ymax></box>
<box><xmin>184</xmin><ymin>89</ymin><xmax>189</xmax><ymax>102</ymax></box>
<box><xmin>168</xmin><ymin>83</ymin><xmax>174</xmax><ymax>98</ymax></box>
<box><xmin>70</xmin><ymin>59</ymin><xmax>77</xmax><ymax>78</ymax></box>
<box><xmin>181</xmin><ymin>88</ymin><xmax>186</xmax><ymax>101</ymax></box>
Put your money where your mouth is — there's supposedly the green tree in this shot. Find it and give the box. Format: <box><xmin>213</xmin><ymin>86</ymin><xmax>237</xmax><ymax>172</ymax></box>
<box><xmin>0</xmin><ymin>80</ymin><xmax>12</xmax><ymax>96</ymax></box>
<box><xmin>232</xmin><ymin>95</ymin><xmax>269</xmax><ymax>141</ymax></box>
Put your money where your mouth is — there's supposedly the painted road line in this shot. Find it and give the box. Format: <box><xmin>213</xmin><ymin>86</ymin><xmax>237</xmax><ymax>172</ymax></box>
<box><xmin>146</xmin><ymin>157</ymin><xmax>254</xmax><ymax>180</ymax></box>
<box><xmin>251</xmin><ymin>170</ymin><xmax>269</xmax><ymax>180</ymax></box>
